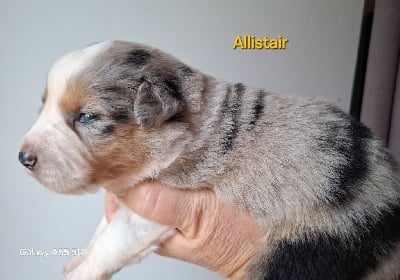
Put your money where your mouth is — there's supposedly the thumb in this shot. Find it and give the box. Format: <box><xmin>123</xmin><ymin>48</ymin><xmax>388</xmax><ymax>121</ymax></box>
<box><xmin>119</xmin><ymin>181</ymin><xmax>215</xmax><ymax>237</ymax></box>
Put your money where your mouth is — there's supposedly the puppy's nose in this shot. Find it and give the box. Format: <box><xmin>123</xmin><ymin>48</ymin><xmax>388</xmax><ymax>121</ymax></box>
<box><xmin>18</xmin><ymin>151</ymin><xmax>37</xmax><ymax>170</ymax></box>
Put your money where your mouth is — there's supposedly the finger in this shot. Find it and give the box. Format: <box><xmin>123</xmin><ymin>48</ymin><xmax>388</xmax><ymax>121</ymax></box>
<box><xmin>105</xmin><ymin>191</ymin><xmax>119</xmax><ymax>222</ymax></box>
<box><xmin>118</xmin><ymin>181</ymin><xmax>215</xmax><ymax>236</ymax></box>
<box><xmin>156</xmin><ymin>232</ymin><xmax>193</xmax><ymax>258</ymax></box>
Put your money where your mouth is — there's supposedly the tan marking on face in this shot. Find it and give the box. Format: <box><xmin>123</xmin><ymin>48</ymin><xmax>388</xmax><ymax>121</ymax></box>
<box><xmin>87</xmin><ymin>122</ymin><xmax>151</xmax><ymax>190</ymax></box>
<box><xmin>59</xmin><ymin>77</ymin><xmax>89</xmax><ymax>118</ymax></box>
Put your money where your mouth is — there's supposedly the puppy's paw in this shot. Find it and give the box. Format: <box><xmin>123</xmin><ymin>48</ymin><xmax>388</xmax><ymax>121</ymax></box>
<box><xmin>64</xmin><ymin>261</ymin><xmax>112</xmax><ymax>280</ymax></box>
<box><xmin>63</xmin><ymin>252</ymin><xmax>87</xmax><ymax>274</ymax></box>
<box><xmin>64</xmin><ymin>217</ymin><xmax>108</xmax><ymax>275</ymax></box>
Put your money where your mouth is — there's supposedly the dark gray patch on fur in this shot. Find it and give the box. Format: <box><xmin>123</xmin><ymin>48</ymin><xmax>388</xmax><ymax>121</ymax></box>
<box><xmin>167</xmin><ymin>113</ymin><xmax>185</xmax><ymax>123</ymax></box>
<box><xmin>111</xmin><ymin>112</ymin><xmax>130</xmax><ymax>123</ymax></box>
<box><xmin>163</xmin><ymin>77</ymin><xmax>183</xmax><ymax>101</ymax></box>
<box><xmin>263</xmin><ymin>201</ymin><xmax>400</xmax><ymax>280</ymax></box>
<box><xmin>248</xmin><ymin>90</ymin><xmax>266</xmax><ymax>128</ymax></box>
<box><xmin>219</xmin><ymin>83</ymin><xmax>245</xmax><ymax>153</ymax></box>
<box><xmin>101</xmin><ymin>124</ymin><xmax>116</xmax><ymax>134</ymax></box>
<box><xmin>88</xmin><ymin>83</ymin><xmax>134</xmax><ymax>124</ymax></box>
<box><xmin>318</xmin><ymin>108</ymin><xmax>372</xmax><ymax>206</ymax></box>
<box><xmin>123</xmin><ymin>49</ymin><xmax>151</xmax><ymax>66</ymax></box>
<box><xmin>177</xmin><ymin>65</ymin><xmax>193</xmax><ymax>75</ymax></box>
<box><xmin>102</xmin><ymin>85</ymin><xmax>125</xmax><ymax>94</ymax></box>
<box><xmin>93</xmin><ymin>84</ymin><xmax>129</xmax><ymax>101</ymax></box>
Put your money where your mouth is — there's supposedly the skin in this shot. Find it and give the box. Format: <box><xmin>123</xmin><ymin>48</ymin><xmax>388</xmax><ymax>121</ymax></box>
<box><xmin>105</xmin><ymin>181</ymin><xmax>265</xmax><ymax>279</ymax></box>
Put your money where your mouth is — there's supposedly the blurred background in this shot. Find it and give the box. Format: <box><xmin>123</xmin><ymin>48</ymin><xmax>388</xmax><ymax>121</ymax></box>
<box><xmin>0</xmin><ymin>0</ymin><xmax>365</xmax><ymax>279</ymax></box>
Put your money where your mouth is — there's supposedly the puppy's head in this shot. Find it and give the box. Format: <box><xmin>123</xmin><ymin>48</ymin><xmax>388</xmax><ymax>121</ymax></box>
<box><xmin>19</xmin><ymin>41</ymin><xmax>198</xmax><ymax>194</ymax></box>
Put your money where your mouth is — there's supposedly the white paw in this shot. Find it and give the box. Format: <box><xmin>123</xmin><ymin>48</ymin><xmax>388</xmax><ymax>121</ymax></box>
<box><xmin>63</xmin><ymin>208</ymin><xmax>174</xmax><ymax>279</ymax></box>
<box><xmin>63</xmin><ymin>250</ymin><xmax>88</xmax><ymax>274</ymax></box>
<box><xmin>64</xmin><ymin>260</ymin><xmax>112</xmax><ymax>280</ymax></box>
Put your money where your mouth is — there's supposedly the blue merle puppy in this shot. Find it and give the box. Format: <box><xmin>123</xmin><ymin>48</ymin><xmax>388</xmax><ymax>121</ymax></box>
<box><xmin>19</xmin><ymin>41</ymin><xmax>400</xmax><ymax>279</ymax></box>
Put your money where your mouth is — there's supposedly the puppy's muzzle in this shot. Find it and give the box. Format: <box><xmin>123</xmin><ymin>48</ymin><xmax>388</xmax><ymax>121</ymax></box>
<box><xmin>18</xmin><ymin>151</ymin><xmax>37</xmax><ymax>170</ymax></box>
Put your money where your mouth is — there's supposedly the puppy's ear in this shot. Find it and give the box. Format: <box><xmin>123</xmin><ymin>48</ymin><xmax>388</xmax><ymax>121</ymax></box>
<box><xmin>134</xmin><ymin>79</ymin><xmax>183</xmax><ymax>128</ymax></box>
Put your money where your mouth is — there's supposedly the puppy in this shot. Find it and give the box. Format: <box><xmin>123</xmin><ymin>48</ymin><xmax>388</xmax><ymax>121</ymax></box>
<box><xmin>19</xmin><ymin>41</ymin><xmax>400</xmax><ymax>280</ymax></box>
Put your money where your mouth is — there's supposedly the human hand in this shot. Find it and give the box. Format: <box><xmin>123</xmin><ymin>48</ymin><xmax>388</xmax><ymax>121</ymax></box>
<box><xmin>105</xmin><ymin>181</ymin><xmax>264</xmax><ymax>279</ymax></box>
